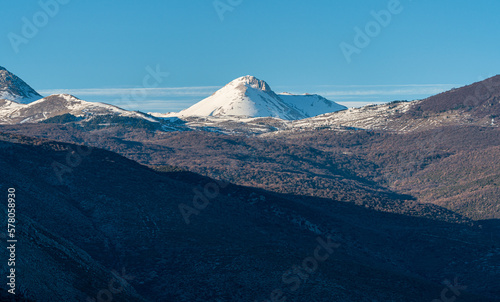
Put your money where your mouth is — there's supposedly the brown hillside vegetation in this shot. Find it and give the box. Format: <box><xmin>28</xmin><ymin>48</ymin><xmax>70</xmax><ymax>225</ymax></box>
<box><xmin>1</xmin><ymin>132</ymin><xmax>499</xmax><ymax>301</ymax></box>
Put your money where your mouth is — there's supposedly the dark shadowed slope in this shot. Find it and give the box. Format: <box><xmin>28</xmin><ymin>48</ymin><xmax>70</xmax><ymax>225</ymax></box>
<box><xmin>0</xmin><ymin>132</ymin><xmax>499</xmax><ymax>301</ymax></box>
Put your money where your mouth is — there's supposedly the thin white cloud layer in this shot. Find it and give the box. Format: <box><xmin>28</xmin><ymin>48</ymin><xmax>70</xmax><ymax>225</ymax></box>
<box><xmin>37</xmin><ymin>83</ymin><xmax>459</xmax><ymax>112</ymax></box>
<box><xmin>38</xmin><ymin>87</ymin><xmax>220</xmax><ymax>97</ymax></box>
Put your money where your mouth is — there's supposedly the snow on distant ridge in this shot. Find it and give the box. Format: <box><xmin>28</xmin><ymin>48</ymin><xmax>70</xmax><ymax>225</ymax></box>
<box><xmin>278</xmin><ymin>93</ymin><xmax>347</xmax><ymax>118</ymax></box>
<box><xmin>162</xmin><ymin>75</ymin><xmax>346</xmax><ymax>120</ymax></box>
<box><xmin>0</xmin><ymin>66</ymin><xmax>347</xmax><ymax>122</ymax></box>
<box><xmin>0</xmin><ymin>93</ymin><xmax>158</xmax><ymax>124</ymax></box>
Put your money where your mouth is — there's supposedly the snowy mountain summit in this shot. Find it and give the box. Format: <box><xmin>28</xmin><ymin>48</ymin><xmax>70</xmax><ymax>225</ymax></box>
<box><xmin>0</xmin><ymin>66</ymin><xmax>159</xmax><ymax>125</ymax></box>
<box><xmin>0</xmin><ymin>66</ymin><xmax>43</xmax><ymax>104</ymax></box>
<box><xmin>172</xmin><ymin>75</ymin><xmax>346</xmax><ymax>120</ymax></box>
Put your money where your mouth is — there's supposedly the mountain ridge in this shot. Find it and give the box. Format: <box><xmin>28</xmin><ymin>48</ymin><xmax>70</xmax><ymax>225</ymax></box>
<box><xmin>166</xmin><ymin>75</ymin><xmax>346</xmax><ymax>120</ymax></box>
<box><xmin>0</xmin><ymin>68</ymin><xmax>499</xmax><ymax>300</ymax></box>
<box><xmin>0</xmin><ymin>66</ymin><xmax>43</xmax><ymax>104</ymax></box>
<box><xmin>0</xmin><ymin>68</ymin><xmax>348</xmax><ymax>123</ymax></box>
<box><xmin>0</xmin><ymin>93</ymin><xmax>159</xmax><ymax>124</ymax></box>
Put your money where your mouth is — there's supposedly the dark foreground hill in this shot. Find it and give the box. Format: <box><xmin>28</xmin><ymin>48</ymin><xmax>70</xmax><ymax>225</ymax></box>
<box><xmin>0</xmin><ymin>132</ymin><xmax>499</xmax><ymax>301</ymax></box>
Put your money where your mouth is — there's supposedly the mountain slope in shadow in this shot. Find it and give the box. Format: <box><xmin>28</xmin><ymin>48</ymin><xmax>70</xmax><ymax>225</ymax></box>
<box><xmin>0</xmin><ymin>132</ymin><xmax>499</xmax><ymax>301</ymax></box>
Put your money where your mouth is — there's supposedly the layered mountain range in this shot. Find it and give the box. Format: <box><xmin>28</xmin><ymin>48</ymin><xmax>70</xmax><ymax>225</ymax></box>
<box><xmin>154</xmin><ymin>75</ymin><xmax>346</xmax><ymax>119</ymax></box>
<box><xmin>2</xmin><ymin>66</ymin><xmax>497</xmax><ymax>136</ymax></box>
<box><xmin>0</xmin><ymin>66</ymin><xmax>499</xmax><ymax>301</ymax></box>
<box><xmin>0</xmin><ymin>68</ymin><xmax>347</xmax><ymax>124</ymax></box>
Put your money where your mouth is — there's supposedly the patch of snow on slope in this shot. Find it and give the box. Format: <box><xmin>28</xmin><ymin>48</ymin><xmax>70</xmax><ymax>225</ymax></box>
<box><xmin>278</xmin><ymin>93</ymin><xmax>347</xmax><ymax>117</ymax></box>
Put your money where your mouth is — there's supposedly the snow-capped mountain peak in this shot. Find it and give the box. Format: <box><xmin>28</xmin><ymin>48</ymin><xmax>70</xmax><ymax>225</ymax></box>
<box><xmin>168</xmin><ymin>75</ymin><xmax>346</xmax><ymax>120</ymax></box>
<box><xmin>0</xmin><ymin>67</ymin><xmax>162</xmax><ymax>125</ymax></box>
<box><xmin>175</xmin><ymin>75</ymin><xmax>307</xmax><ymax>120</ymax></box>
<box><xmin>224</xmin><ymin>75</ymin><xmax>273</xmax><ymax>92</ymax></box>
<box><xmin>0</xmin><ymin>66</ymin><xmax>43</xmax><ymax>104</ymax></box>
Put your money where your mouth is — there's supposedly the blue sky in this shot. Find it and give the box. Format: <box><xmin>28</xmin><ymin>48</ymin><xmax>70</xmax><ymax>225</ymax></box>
<box><xmin>2</xmin><ymin>0</ymin><xmax>500</xmax><ymax>111</ymax></box>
